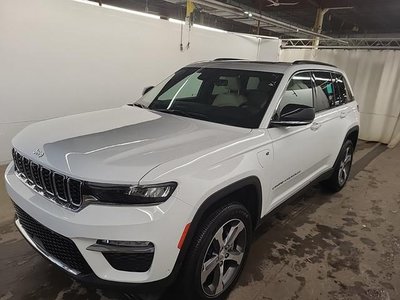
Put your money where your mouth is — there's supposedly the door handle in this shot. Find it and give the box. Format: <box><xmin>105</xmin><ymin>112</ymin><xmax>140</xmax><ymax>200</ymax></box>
<box><xmin>340</xmin><ymin>111</ymin><xmax>347</xmax><ymax>119</ymax></box>
<box><xmin>310</xmin><ymin>122</ymin><xmax>321</xmax><ymax>131</ymax></box>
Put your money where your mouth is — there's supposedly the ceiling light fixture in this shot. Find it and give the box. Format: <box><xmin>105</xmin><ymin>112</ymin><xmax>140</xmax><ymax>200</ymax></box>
<box><xmin>72</xmin><ymin>0</ymin><xmax>161</xmax><ymax>19</ymax></box>
<box><xmin>101</xmin><ymin>4</ymin><xmax>160</xmax><ymax>19</ymax></box>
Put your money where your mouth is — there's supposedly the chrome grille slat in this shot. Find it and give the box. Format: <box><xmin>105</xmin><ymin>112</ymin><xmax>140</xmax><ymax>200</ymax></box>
<box><xmin>12</xmin><ymin>149</ymin><xmax>83</xmax><ymax>211</ymax></box>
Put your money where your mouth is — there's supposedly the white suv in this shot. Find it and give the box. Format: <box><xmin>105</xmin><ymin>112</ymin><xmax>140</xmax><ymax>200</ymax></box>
<box><xmin>5</xmin><ymin>60</ymin><xmax>359</xmax><ymax>299</ymax></box>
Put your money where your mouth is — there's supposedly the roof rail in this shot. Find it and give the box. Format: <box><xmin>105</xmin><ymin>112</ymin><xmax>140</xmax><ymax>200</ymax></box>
<box><xmin>292</xmin><ymin>60</ymin><xmax>336</xmax><ymax>67</ymax></box>
<box><xmin>213</xmin><ymin>58</ymin><xmax>245</xmax><ymax>61</ymax></box>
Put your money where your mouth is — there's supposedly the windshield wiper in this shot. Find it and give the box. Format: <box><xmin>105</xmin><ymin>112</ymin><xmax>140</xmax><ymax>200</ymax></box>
<box><xmin>155</xmin><ymin>109</ymin><xmax>207</xmax><ymax>120</ymax></box>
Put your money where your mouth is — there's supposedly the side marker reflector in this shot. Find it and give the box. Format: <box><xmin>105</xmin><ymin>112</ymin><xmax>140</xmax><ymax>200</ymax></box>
<box><xmin>177</xmin><ymin>223</ymin><xmax>191</xmax><ymax>249</ymax></box>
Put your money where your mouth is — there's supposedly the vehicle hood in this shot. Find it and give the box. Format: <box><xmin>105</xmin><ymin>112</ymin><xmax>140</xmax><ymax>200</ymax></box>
<box><xmin>13</xmin><ymin>106</ymin><xmax>251</xmax><ymax>184</ymax></box>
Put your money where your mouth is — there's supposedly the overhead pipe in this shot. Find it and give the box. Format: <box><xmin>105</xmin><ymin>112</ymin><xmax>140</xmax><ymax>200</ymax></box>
<box><xmin>192</xmin><ymin>0</ymin><xmax>348</xmax><ymax>44</ymax></box>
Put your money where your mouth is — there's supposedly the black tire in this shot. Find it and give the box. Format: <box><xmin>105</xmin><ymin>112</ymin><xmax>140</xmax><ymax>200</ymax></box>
<box><xmin>322</xmin><ymin>140</ymin><xmax>354</xmax><ymax>192</ymax></box>
<box><xmin>176</xmin><ymin>203</ymin><xmax>252</xmax><ymax>300</ymax></box>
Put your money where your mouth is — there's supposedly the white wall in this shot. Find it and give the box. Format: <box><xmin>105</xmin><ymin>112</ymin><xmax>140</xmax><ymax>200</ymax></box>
<box><xmin>258</xmin><ymin>38</ymin><xmax>281</xmax><ymax>62</ymax></box>
<box><xmin>280</xmin><ymin>49</ymin><xmax>400</xmax><ymax>147</ymax></box>
<box><xmin>0</xmin><ymin>0</ymin><xmax>280</xmax><ymax>164</ymax></box>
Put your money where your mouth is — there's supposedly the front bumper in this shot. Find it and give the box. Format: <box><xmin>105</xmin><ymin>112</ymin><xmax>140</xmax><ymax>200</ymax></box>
<box><xmin>5</xmin><ymin>162</ymin><xmax>193</xmax><ymax>284</ymax></box>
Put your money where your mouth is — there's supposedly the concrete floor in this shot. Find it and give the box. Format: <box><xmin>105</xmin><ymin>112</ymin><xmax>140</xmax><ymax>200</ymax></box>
<box><xmin>1</xmin><ymin>141</ymin><xmax>399</xmax><ymax>300</ymax></box>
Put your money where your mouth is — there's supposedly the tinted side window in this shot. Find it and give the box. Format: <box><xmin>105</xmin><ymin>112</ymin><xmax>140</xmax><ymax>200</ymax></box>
<box><xmin>313</xmin><ymin>72</ymin><xmax>335</xmax><ymax>112</ymax></box>
<box><xmin>334</xmin><ymin>73</ymin><xmax>354</xmax><ymax>104</ymax></box>
<box><xmin>344</xmin><ymin>77</ymin><xmax>355</xmax><ymax>102</ymax></box>
<box><xmin>333</xmin><ymin>73</ymin><xmax>347</xmax><ymax>106</ymax></box>
<box><xmin>277</xmin><ymin>72</ymin><xmax>313</xmax><ymax>117</ymax></box>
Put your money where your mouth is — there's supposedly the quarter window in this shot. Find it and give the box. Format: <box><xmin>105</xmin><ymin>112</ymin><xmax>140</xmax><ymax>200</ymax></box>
<box><xmin>332</xmin><ymin>73</ymin><xmax>345</xmax><ymax>106</ymax></box>
<box><xmin>344</xmin><ymin>77</ymin><xmax>354</xmax><ymax>102</ymax></box>
<box><xmin>334</xmin><ymin>73</ymin><xmax>352</xmax><ymax>104</ymax></box>
<box><xmin>277</xmin><ymin>72</ymin><xmax>313</xmax><ymax>117</ymax></box>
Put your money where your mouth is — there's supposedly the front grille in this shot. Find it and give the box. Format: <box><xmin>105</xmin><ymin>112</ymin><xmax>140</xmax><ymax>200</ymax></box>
<box><xmin>68</xmin><ymin>179</ymin><xmax>83</xmax><ymax>207</ymax></box>
<box><xmin>31</xmin><ymin>163</ymin><xmax>43</xmax><ymax>188</ymax></box>
<box><xmin>12</xmin><ymin>149</ymin><xmax>83</xmax><ymax>210</ymax></box>
<box><xmin>14</xmin><ymin>151</ymin><xmax>25</xmax><ymax>173</ymax></box>
<box><xmin>54</xmin><ymin>174</ymin><xmax>67</xmax><ymax>201</ymax></box>
<box><xmin>103</xmin><ymin>252</ymin><xmax>154</xmax><ymax>272</ymax></box>
<box><xmin>23</xmin><ymin>157</ymin><xmax>34</xmax><ymax>183</ymax></box>
<box><xmin>41</xmin><ymin>168</ymin><xmax>54</xmax><ymax>195</ymax></box>
<box><xmin>15</xmin><ymin>204</ymin><xmax>92</xmax><ymax>275</ymax></box>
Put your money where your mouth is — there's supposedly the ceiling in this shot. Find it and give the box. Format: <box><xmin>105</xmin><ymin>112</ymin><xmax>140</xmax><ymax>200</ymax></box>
<box><xmin>97</xmin><ymin>0</ymin><xmax>400</xmax><ymax>38</ymax></box>
<box><xmin>99</xmin><ymin>0</ymin><xmax>259</xmax><ymax>34</ymax></box>
<box><xmin>244</xmin><ymin>0</ymin><xmax>400</xmax><ymax>36</ymax></box>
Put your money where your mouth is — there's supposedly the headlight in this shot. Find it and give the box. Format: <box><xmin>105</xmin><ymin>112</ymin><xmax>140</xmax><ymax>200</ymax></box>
<box><xmin>82</xmin><ymin>182</ymin><xmax>177</xmax><ymax>205</ymax></box>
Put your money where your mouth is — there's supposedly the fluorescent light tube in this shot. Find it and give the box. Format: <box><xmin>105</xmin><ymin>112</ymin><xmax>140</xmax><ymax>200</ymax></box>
<box><xmin>193</xmin><ymin>24</ymin><xmax>227</xmax><ymax>33</ymax></box>
<box><xmin>168</xmin><ymin>18</ymin><xmax>185</xmax><ymax>25</ymax></box>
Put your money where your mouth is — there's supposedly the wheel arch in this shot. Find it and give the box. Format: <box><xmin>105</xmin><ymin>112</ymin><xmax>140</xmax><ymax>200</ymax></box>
<box><xmin>170</xmin><ymin>176</ymin><xmax>263</xmax><ymax>281</ymax></box>
<box><xmin>329</xmin><ymin>125</ymin><xmax>359</xmax><ymax>172</ymax></box>
<box><xmin>192</xmin><ymin>176</ymin><xmax>263</xmax><ymax>229</ymax></box>
<box><xmin>345</xmin><ymin>125</ymin><xmax>359</xmax><ymax>148</ymax></box>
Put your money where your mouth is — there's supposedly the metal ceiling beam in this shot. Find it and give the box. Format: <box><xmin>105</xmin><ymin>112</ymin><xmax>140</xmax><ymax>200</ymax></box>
<box><xmin>281</xmin><ymin>38</ymin><xmax>400</xmax><ymax>50</ymax></box>
<box><xmin>192</xmin><ymin>0</ymin><xmax>347</xmax><ymax>43</ymax></box>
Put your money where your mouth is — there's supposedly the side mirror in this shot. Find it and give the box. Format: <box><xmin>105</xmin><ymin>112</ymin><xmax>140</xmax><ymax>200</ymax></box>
<box><xmin>270</xmin><ymin>104</ymin><xmax>315</xmax><ymax>127</ymax></box>
<box><xmin>142</xmin><ymin>86</ymin><xmax>154</xmax><ymax>96</ymax></box>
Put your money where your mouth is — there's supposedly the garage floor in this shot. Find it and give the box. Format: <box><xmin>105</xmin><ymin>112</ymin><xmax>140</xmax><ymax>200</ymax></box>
<box><xmin>1</xmin><ymin>141</ymin><xmax>399</xmax><ymax>300</ymax></box>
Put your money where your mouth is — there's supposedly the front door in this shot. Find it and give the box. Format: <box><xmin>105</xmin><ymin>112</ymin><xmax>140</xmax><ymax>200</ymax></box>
<box><xmin>268</xmin><ymin>71</ymin><xmax>323</xmax><ymax>207</ymax></box>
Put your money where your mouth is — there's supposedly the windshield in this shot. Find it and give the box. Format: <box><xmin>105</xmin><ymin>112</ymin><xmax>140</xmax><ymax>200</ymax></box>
<box><xmin>136</xmin><ymin>67</ymin><xmax>283</xmax><ymax>128</ymax></box>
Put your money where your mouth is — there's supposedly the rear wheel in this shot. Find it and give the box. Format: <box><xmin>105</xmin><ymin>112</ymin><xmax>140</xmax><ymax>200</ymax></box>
<box><xmin>177</xmin><ymin>203</ymin><xmax>252</xmax><ymax>300</ymax></box>
<box><xmin>322</xmin><ymin>140</ymin><xmax>354</xmax><ymax>192</ymax></box>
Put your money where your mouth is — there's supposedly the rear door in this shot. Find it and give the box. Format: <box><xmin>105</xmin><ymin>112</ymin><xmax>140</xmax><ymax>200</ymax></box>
<box><xmin>312</xmin><ymin>71</ymin><xmax>352</xmax><ymax>169</ymax></box>
<box><xmin>312</xmin><ymin>71</ymin><xmax>342</xmax><ymax>169</ymax></box>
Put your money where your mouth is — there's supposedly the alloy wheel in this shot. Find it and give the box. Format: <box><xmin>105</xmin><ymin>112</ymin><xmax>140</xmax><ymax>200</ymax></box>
<box><xmin>338</xmin><ymin>146</ymin><xmax>352</xmax><ymax>186</ymax></box>
<box><xmin>201</xmin><ymin>219</ymin><xmax>246</xmax><ymax>297</ymax></box>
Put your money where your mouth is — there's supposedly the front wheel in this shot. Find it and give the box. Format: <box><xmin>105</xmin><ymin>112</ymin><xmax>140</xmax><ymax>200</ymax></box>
<box><xmin>177</xmin><ymin>203</ymin><xmax>252</xmax><ymax>300</ymax></box>
<box><xmin>322</xmin><ymin>140</ymin><xmax>354</xmax><ymax>192</ymax></box>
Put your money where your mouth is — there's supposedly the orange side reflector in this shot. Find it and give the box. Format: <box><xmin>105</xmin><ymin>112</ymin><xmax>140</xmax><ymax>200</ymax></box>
<box><xmin>177</xmin><ymin>223</ymin><xmax>191</xmax><ymax>249</ymax></box>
